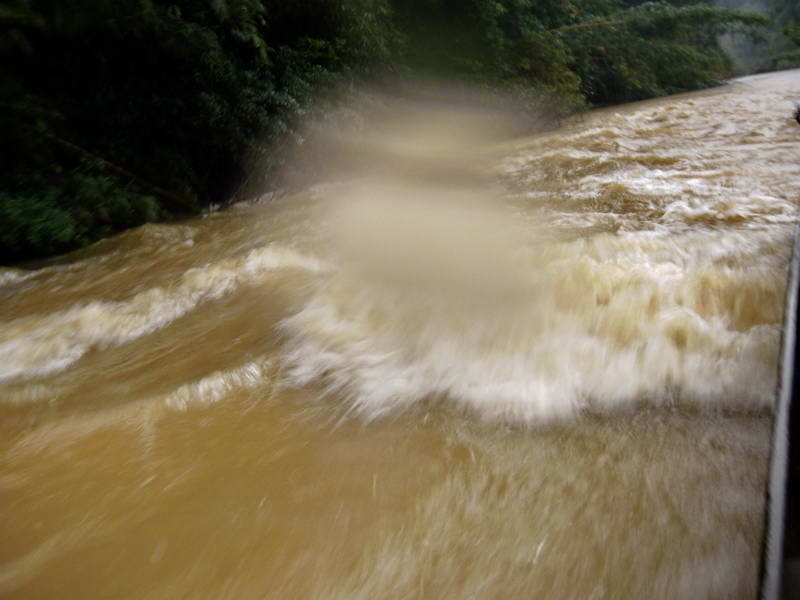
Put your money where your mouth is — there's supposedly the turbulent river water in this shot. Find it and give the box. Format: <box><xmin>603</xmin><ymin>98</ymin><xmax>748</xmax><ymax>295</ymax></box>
<box><xmin>2</xmin><ymin>69</ymin><xmax>800</xmax><ymax>599</ymax></box>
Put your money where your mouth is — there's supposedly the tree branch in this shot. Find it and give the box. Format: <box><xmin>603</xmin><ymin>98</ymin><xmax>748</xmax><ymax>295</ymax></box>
<box><xmin>551</xmin><ymin>20</ymin><xmax>626</xmax><ymax>33</ymax></box>
<box><xmin>34</xmin><ymin>129</ymin><xmax>196</xmax><ymax>212</ymax></box>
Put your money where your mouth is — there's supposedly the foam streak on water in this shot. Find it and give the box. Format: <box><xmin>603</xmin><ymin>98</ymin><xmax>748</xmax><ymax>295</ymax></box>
<box><xmin>0</xmin><ymin>246</ymin><xmax>320</xmax><ymax>384</ymax></box>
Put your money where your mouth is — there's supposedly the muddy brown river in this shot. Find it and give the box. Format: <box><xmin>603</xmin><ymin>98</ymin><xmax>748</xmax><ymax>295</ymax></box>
<box><xmin>1</xmin><ymin>69</ymin><xmax>800</xmax><ymax>599</ymax></box>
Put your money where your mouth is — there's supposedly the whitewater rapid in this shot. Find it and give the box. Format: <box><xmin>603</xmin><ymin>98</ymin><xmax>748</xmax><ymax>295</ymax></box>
<box><xmin>1</xmin><ymin>70</ymin><xmax>799</xmax><ymax>599</ymax></box>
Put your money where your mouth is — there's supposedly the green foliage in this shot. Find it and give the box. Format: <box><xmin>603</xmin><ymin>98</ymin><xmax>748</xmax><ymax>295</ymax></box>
<box><xmin>1</xmin><ymin>0</ymin><xmax>399</xmax><ymax>261</ymax></box>
<box><xmin>0</xmin><ymin>192</ymin><xmax>77</xmax><ymax>258</ymax></box>
<box><xmin>718</xmin><ymin>0</ymin><xmax>800</xmax><ymax>72</ymax></box>
<box><xmin>0</xmin><ymin>161</ymin><xmax>161</xmax><ymax>261</ymax></box>
<box><xmin>0</xmin><ymin>0</ymin><xmax>771</xmax><ymax>262</ymax></box>
<box><xmin>388</xmin><ymin>0</ymin><xmax>767</xmax><ymax>107</ymax></box>
<box><xmin>560</xmin><ymin>2</ymin><xmax>768</xmax><ymax>103</ymax></box>
<box><xmin>769</xmin><ymin>3</ymin><xmax>800</xmax><ymax>69</ymax></box>
<box><xmin>777</xmin><ymin>24</ymin><xmax>800</xmax><ymax>69</ymax></box>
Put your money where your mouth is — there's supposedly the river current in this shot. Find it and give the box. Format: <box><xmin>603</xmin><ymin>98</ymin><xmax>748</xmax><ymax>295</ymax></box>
<box><xmin>1</xmin><ymin>69</ymin><xmax>800</xmax><ymax>598</ymax></box>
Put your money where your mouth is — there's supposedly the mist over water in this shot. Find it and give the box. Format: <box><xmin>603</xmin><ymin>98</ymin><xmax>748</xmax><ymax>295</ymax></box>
<box><xmin>1</xmin><ymin>70</ymin><xmax>799</xmax><ymax>598</ymax></box>
<box><xmin>278</xmin><ymin>84</ymin><xmax>790</xmax><ymax>424</ymax></box>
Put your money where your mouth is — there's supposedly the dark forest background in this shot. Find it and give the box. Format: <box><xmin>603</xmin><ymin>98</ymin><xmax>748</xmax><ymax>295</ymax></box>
<box><xmin>2</xmin><ymin>0</ymin><xmax>795</xmax><ymax>261</ymax></box>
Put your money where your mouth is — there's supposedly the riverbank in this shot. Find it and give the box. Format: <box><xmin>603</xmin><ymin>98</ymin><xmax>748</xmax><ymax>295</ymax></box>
<box><xmin>2</xmin><ymin>0</ymin><xmax>777</xmax><ymax>263</ymax></box>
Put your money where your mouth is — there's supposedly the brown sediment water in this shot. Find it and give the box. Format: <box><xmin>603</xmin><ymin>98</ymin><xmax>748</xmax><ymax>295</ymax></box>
<box><xmin>1</xmin><ymin>69</ymin><xmax>799</xmax><ymax>599</ymax></box>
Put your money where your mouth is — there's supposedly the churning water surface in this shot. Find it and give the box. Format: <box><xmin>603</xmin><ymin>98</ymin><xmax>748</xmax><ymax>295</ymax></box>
<box><xmin>1</xmin><ymin>69</ymin><xmax>800</xmax><ymax>599</ymax></box>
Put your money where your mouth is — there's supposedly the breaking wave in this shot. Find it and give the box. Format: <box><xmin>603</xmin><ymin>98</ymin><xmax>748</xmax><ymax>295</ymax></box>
<box><xmin>0</xmin><ymin>246</ymin><xmax>320</xmax><ymax>384</ymax></box>
<box><xmin>274</xmin><ymin>88</ymin><xmax>795</xmax><ymax>425</ymax></box>
<box><xmin>278</xmin><ymin>190</ymin><xmax>788</xmax><ymax>425</ymax></box>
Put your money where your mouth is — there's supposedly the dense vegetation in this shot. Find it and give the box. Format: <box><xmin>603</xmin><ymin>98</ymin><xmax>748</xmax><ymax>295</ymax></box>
<box><xmin>1</xmin><ymin>0</ymin><xmax>772</xmax><ymax>261</ymax></box>
<box><xmin>717</xmin><ymin>0</ymin><xmax>800</xmax><ymax>72</ymax></box>
<box><xmin>774</xmin><ymin>0</ymin><xmax>800</xmax><ymax>69</ymax></box>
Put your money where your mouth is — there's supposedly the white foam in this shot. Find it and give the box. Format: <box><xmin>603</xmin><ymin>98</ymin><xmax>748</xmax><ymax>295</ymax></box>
<box><xmin>0</xmin><ymin>245</ymin><xmax>321</xmax><ymax>383</ymax></box>
<box><xmin>0</xmin><ymin>269</ymin><xmax>34</xmax><ymax>287</ymax></box>
<box><xmin>164</xmin><ymin>359</ymin><xmax>273</xmax><ymax>411</ymax></box>
<box><xmin>278</xmin><ymin>211</ymin><xmax>790</xmax><ymax>424</ymax></box>
<box><xmin>273</xmin><ymin>79</ymin><xmax>799</xmax><ymax>425</ymax></box>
